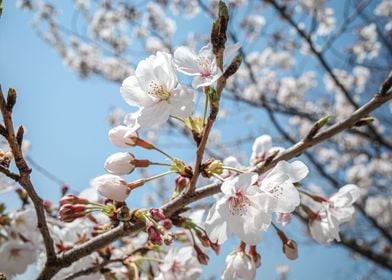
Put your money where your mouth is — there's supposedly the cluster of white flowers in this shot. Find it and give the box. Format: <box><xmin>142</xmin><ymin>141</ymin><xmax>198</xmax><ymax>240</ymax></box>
<box><xmin>351</xmin><ymin>23</ymin><xmax>381</xmax><ymax>63</ymax></box>
<box><xmin>0</xmin><ymin>207</ymin><xmax>40</xmax><ymax>278</ymax></box>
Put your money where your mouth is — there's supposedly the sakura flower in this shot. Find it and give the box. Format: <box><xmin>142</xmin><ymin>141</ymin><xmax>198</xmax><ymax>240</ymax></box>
<box><xmin>91</xmin><ymin>174</ymin><xmax>130</xmax><ymax>201</ymax></box>
<box><xmin>104</xmin><ymin>152</ymin><xmax>136</xmax><ymax>175</ymax></box>
<box><xmin>155</xmin><ymin>246</ymin><xmax>202</xmax><ymax>280</ymax></box>
<box><xmin>222</xmin><ymin>251</ymin><xmax>256</xmax><ymax>280</ymax></box>
<box><xmin>0</xmin><ymin>240</ymin><xmax>36</xmax><ymax>277</ymax></box>
<box><xmin>309</xmin><ymin>184</ymin><xmax>360</xmax><ymax>244</ymax></box>
<box><xmin>120</xmin><ymin>51</ymin><xmax>194</xmax><ymax>128</ymax></box>
<box><xmin>9</xmin><ymin>207</ymin><xmax>40</xmax><ymax>244</ymax></box>
<box><xmin>205</xmin><ymin>172</ymin><xmax>270</xmax><ymax>245</ymax></box>
<box><xmin>259</xmin><ymin>160</ymin><xmax>308</xmax><ymax>214</ymax></box>
<box><xmin>174</xmin><ymin>43</ymin><xmax>222</xmax><ymax>88</ymax></box>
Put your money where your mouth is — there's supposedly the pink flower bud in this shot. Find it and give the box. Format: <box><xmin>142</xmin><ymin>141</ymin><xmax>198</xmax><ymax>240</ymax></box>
<box><xmin>283</xmin><ymin>240</ymin><xmax>298</xmax><ymax>260</ymax></box>
<box><xmin>175</xmin><ymin>175</ymin><xmax>189</xmax><ymax>192</ymax></box>
<box><xmin>61</xmin><ymin>184</ymin><xmax>69</xmax><ymax>196</ymax></box>
<box><xmin>60</xmin><ymin>194</ymin><xmax>89</xmax><ymax>206</ymax></box>
<box><xmin>104</xmin><ymin>152</ymin><xmax>136</xmax><ymax>175</ymax></box>
<box><xmin>91</xmin><ymin>174</ymin><xmax>130</xmax><ymax>202</ymax></box>
<box><xmin>162</xmin><ymin>219</ymin><xmax>173</xmax><ymax>230</ymax></box>
<box><xmin>194</xmin><ymin>228</ymin><xmax>210</xmax><ymax>248</ymax></box>
<box><xmin>147</xmin><ymin>225</ymin><xmax>162</xmax><ymax>246</ymax></box>
<box><xmin>149</xmin><ymin>208</ymin><xmax>166</xmax><ymax>221</ymax></box>
<box><xmin>58</xmin><ymin>204</ymin><xmax>87</xmax><ymax>222</ymax></box>
<box><xmin>194</xmin><ymin>245</ymin><xmax>209</xmax><ymax>265</ymax></box>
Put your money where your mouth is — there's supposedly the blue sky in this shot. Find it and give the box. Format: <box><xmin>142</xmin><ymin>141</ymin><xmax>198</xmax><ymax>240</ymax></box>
<box><xmin>0</xmin><ymin>1</ymin><xmax>390</xmax><ymax>279</ymax></box>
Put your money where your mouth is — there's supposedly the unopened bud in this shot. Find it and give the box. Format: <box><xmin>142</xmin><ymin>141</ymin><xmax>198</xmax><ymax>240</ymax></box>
<box><xmin>162</xmin><ymin>218</ymin><xmax>173</xmax><ymax>230</ymax></box>
<box><xmin>61</xmin><ymin>184</ymin><xmax>69</xmax><ymax>196</ymax></box>
<box><xmin>147</xmin><ymin>225</ymin><xmax>162</xmax><ymax>246</ymax></box>
<box><xmin>149</xmin><ymin>208</ymin><xmax>166</xmax><ymax>221</ymax></box>
<box><xmin>354</xmin><ymin>116</ymin><xmax>375</xmax><ymax>127</ymax></box>
<box><xmin>104</xmin><ymin>152</ymin><xmax>137</xmax><ymax>175</ymax></box>
<box><xmin>194</xmin><ymin>244</ymin><xmax>209</xmax><ymax>265</ymax></box>
<box><xmin>58</xmin><ymin>204</ymin><xmax>87</xmax><ymax>222</ymax></box>
<box><xmin>175</xmin><ymin>175</ymin><xmax>189</xmax><ymax>193</ymax></box>
<box><xmin>223</xmin><ymin>54</ymin><xmax>242</xmax><ymax>79</ymax></box>
<box><xmin>60</xmin><ymin>194</ymin><xmax>89</xmax><ymax>206</ymax></box>
<box><xmin>306</xmin><ymin>115</ymin><xmax>332</xmax><ymax>140</ymax></box>
<box><xmin>108</xmin><ymin>125</ymin><xmax>139</xmax><ymax>148</ymax></box>
<box><xmin>283</xmin><ymin>240</ymin><xmax>298</xmax><ymax>260</ymax></box>
<box><xmin>194</xmin><ymin>228</ymin><xmax>211</xmax><ymax>248</ymax></box>
<box><xmin>7</xmin><ymin>88</ymin><xmax>17</xmax><ymax>112</ymax></box>
<box><xmin>91</xmin><ymin>174</ymin><xmax>130</xmax><ymax>202</ymax></box>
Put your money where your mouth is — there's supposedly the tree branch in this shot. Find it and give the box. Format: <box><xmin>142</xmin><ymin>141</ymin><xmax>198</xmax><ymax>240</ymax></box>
<box><xmin>0</xmin><ymin>86</ymin><xmax>57</xmax><ymax>264</ymax></box>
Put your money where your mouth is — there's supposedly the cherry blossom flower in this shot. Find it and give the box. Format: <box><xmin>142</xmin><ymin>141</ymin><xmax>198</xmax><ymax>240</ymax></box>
<box><xmin>120</xmin><ymin>51</ymin><xmax>194</xmax><ymax>128</ymax></box>
<box><xmin>309</xmin><ymin>184</ymin><xmax>360</xmax><ymax>244</ymax></box>
<box><xmin>91</xmin><ymin>174</ymin><xmax>130</xmax><ymax>201</ymax></box>
<box><xmin>155</xmin><ymin>246</ymin><xmax>202</xmax><ymax>280</ymax></box>
<box><xmin>258</xmin><ymin>160</ymin><xmax>308</xmax><ymax>214</ymax></box>
<box><xmin>205</xmin><ymin>172</ymin><xmax>270</xmax><ymax>245</ymax></box>
<box><xmin>0</xmin><ymin>240</ymin><xmax>36</xmax><ymax>277</ymax></box>
<box><xmin>222</xmin><ymin>251</ymin><xmax>256</xmax><ymax>280</ymax></box>
<box><xmin>174</xmin><ymin>43</ymin><xmax>222</xmax><ymax>88</ymax></box>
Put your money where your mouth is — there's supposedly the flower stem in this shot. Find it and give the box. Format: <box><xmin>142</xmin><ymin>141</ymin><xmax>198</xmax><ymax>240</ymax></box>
<box><xmin>149</xmin><ymin>161</ymin><xmax>173</xmax><ymax>167</ymax></box>
<box><xmin>170</xmin><ymin>115</ymin><xmax>185</xmax><ymax>123</ymax></box>
<box><xmin>142</xmin><ymin>170</ymin><xmax>177</xmax><ymax>184</ymax></box>
<box><xmin>298</xmin><ymin>189</ymin><xmax>328</xmax><ymax>202</ymax></box>
<box><xmin>151</xmin><ymin>145</ymin><xmax>175</xmax><ymax>161</ymax></box>
<box><xmin>212</xmin><ymin>173</ymin><xmax>225</xmax><ymax>182</ymax></box>
<box><xmin>203</xmin><ymin>90</ymin><xmax>209</xmax><ymax>127</ymax></box>
<box><xmin>222</xmin><ymin>166</ymin><xmax>244</xmax><ymax>173</ymax></box>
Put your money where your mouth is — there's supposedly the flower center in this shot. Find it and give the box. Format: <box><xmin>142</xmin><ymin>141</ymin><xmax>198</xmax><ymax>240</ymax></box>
<box><xmin>170</xmin><ymin>259</ymin><xmax>184</xmax><ymax>273</ymax></box>
<box><xmin>197</xmin><ymin>57</ymin><xmax>212</xmax><ymax>77</ymax></box>
<box><xmin>9</xmin><ymin>248</ymin><xmax>21</xmax><ymax>259</ymax></box>
<box><xmin>227</xmin><ymin>191</ymin><xmax>251</xmax><ymax>216</ymax></box>
<box><xmin>148</xmin><ymin>80</ymin><xmax>171</xmax><ymax>100</ymax></box>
